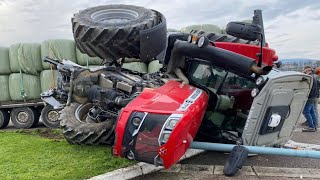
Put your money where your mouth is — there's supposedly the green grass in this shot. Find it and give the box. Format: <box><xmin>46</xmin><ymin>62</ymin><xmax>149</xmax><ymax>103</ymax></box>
<box><xmin>0</xmin><ymin>129</ymin><xmax>134</xmax><ymax>180</ymax></box>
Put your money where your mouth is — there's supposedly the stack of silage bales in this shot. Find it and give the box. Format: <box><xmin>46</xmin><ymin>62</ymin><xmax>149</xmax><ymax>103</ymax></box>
<box><xmin>40</xmin><ymin>39</ymin><xmax>78</xmax><ymax>92</ymax></box>
<box><xmin>1</xmin><ymin>38</ymin><xmax>163</xmax><ymax>104</ymax></box>
<box><xmin>9</xmin><ymin>43</ymin><xmax>42</xmax><ymax>101</ymax></box>
<box><xmin>6</xmin><ymin>39</ymin><xmax>80</xmax><ymax>102</ymax></box>
<box><xmin>122</xmin><ymin>58</ymin><xmax>148</xmax><ymax>73</ymax></box>
<box><xmin>147</xmin><ymin>60</ymin><xmax>163</xmax><ymax>73</ymax></box>
<box><xmin>0</xmin><ymin>47</ymin><xmax>11</xmax><ymax>102</ymax></box>
<box><xmin>180</xmin><ymin>24</ymin><xmax>222</xmax><ymax>34</ymax></box>
<box><xmin>76</xmin><ymin>48</ymin><xmax>102</xmax><ymax>67</ymax></box>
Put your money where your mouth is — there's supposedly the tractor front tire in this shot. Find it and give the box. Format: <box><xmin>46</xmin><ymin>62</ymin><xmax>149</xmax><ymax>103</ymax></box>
<box><xmin>59</xmin><ymin>103</ymin><xmax>115</xmax><ymax>145</ymax></box>
<box><xmin>72</xmin><ymin>4</ymin><xmax>159</xmax><ymax>60</ymax></box>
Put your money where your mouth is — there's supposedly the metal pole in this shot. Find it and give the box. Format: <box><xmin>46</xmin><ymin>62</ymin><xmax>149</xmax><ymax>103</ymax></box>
<box><xmin>190</xmin><ymin>141</ymin><xmax>320</xmax><ymax>159</ymax></box>
<box><xmin>253</xmin><ymin>9</ymin><xmax>266</xmax><ymax>46</ymax></box>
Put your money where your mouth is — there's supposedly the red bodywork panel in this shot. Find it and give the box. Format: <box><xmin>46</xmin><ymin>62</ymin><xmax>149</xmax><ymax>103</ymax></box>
<box><xmin>215</xmin><ymin>42</ymin><xmax>278</xmax><ymax>66</ymax></box>
<box><xmin>113</xmin><ymin>81</ymin><xmax>208</xmax><ymax>169</ymax></box>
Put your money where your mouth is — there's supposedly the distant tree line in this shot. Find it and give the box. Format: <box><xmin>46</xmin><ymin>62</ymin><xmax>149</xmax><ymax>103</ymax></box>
<box><xmin>279</xmin><ymin>59</ymin><xmax>320</xmax><ymax>72</ymax></box>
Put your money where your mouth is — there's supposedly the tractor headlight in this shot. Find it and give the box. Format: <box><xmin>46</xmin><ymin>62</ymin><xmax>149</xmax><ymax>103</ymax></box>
<box><xmin>158</xmin><ymin>114</ymin><xmax>183</xmax><ymax>145</ymax></box>
<box><xmin>187</xmin><ymin>35</ymin><xmax>193</xmax><ymax>43</ymax></box>
<box><xmin>255</xmin><ymin>76</ymin><xmax>265</xmax><ymax>86</ymax></box>
<box><xmin>160</xmin><ymin>131</ymin><xmax>171</xmax><ymax>144</ymax></box>
<box><xmin>189</xmin><ymin>35</ymin><xmax>198</xmax><ymax>44</ymax></box>
<box><xmin>165</xmin><ymin>119</ymin><xmax>179</xmax><ymax>130</ymax></box>
<box><xmin>164</xmin><ymin>114</ymin><xmax>183</xmax><ymax>130</ymax></box>
<box><xmin>197</xmin><ymin>36</ymin><xmax>209</xmax><ymax>48</ymax></box>
<box><xmin>132</xmin><ymin>117</ymin><xmax>142</xmax><ymax>126</ymax></box>
<box><xmin>251</xmin><ymin>88</ymin><xmax>260</xmax><ymax>97</ymax></box>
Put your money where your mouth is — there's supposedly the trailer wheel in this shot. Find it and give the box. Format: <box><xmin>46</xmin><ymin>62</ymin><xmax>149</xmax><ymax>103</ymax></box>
<box><xmin>41</xmin><ymin>105</ymin><xmax>61</xmax><ymax>128</ymax></box>
<box><xmin>72</xmin><ymin>4</ymin><xmax>159</xmax><ymax>60</ymax></box>
<box><xmin>0</xmin><ymin>110</ymin><xmax>10</xmax><ymax>129</ymax></box>
<box><xmin>11</xmin><ymin>107</ymin><xmax>36</xmax><ymax>129</ymax></box>
<box><xmin>59</xmin><ymin>103</ymin><xmax>115</xmax><ymax>145</ymax></box>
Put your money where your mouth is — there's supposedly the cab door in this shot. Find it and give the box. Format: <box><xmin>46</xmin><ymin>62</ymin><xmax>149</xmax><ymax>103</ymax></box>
<box><xmin>242</xmin><ymin>71</ymin><xmax>312</xmax><ymax>146</ymax></box>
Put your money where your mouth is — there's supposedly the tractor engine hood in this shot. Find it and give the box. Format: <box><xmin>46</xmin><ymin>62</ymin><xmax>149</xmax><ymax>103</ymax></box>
<box><xmin>113</xmin><ymin>81</ymin><xmax>208</xmax><ymax>169</ymax></box>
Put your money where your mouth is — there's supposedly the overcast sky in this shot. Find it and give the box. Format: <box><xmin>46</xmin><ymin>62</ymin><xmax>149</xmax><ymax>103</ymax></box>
<box><xmin>0</xmin><ymin>0</ymin><xmax>319</xmax><ymax>59</ymax></box>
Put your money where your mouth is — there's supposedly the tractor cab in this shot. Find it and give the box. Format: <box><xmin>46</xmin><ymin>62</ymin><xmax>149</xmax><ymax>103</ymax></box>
<box><xmin>187</xmin><ymin>60</ymin><xmax>256</xmax><ymax>144</ymax></box>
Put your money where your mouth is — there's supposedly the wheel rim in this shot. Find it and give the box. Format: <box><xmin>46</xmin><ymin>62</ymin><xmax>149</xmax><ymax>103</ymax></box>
<box><xmin>47</xmin><ymin>110</ymin><xmax>59</xmax><ymax>122</ymax></box>
<box><xmin>75</xmin><ymin>103</ymin><xmax>93</xmax><ymax>122</ymax></box>
<box><xmin>17</xmin><ymin>112</ymin><xmax>29</xmax><ymax>123</ymax></box>
<box><xmin>90</xmin><ymin>9</ymin><xmax>139</xmax><ymax>24</ymax></box>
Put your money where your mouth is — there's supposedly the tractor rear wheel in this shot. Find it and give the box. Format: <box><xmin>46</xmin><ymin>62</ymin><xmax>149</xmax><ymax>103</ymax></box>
<box><xmin>59</xmin><ymin>103</ymin><xmax>115</xmax><ymax>145</ymax></box>
<box><xmin>72</xmin><ymin>4</ymin><xmax>159</xmax><ymax>60</ymax></box>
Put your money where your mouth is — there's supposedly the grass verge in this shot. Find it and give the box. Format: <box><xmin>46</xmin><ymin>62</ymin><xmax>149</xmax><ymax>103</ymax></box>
<box><xmin>0</xmin><ymin>129</ymin><xmax>134</xmax><ymax>180</ymax></box>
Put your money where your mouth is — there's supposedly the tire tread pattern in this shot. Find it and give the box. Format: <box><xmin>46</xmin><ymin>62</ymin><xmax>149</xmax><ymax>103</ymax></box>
<box><xmin>59</xmin><ymin>103</ymin><xmax>115</xmax><ymax>145</ymax></box>
<box><xmin>72</xmin><ymin>5</ymin><xmax>159</xmax><ymax>60</ymax></box>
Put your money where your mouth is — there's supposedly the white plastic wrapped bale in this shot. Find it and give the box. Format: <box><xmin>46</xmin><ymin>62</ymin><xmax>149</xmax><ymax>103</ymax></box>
<box><xmin>122</xmin><ymin>62</ymin><xmax>148</xmax><ymax>73</ymax></box>
<box><xmin>0</xmin><ymin>76</ymin><xmax>11</xmax><ymax>101</ymax></box>
<box><xmin>9</xmin><ymin>43</ymin><xmax>43</xmax><ymax>75</ymax></box>
<box><xmin>40</xmin><ymin>70</ymin><xmax>59</xmax><ymax>92</ymax></box>
<box><xmin>180</xmin><ymin>24</ymin><xmax>222</xmax><ymax>34</ymax></box>
<box><xmin>41</xmin><ymin>39</ymin><xmax>77</xmax><ymax>69</ymax></box>
<box><xmin>76</xmin><ymin>48</ymin><xmax>103</xmax><ymax>66</ymax></box>
<box><xmin>148</xmin><ymin>60</ymin><xmax>163</xmax><ymax>73</ymax></box>
<box><xmin>0</xmin><ymin>47</ymin><xmax>11</xmax><ymax>75</ymax></box>
<box><xmin>9</xmin><ymin>73</ymin><xmax>41</xmax><ymax>101</ymax></box>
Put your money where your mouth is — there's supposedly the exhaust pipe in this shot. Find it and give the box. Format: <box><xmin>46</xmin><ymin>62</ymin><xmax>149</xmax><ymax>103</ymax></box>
<box><xmin>167</xmin><ymin>40</ymin><xmax>271</xmax><ymax>77</ymax></box>
<box><xmin>250</xmin><ymin>64</ymin><xmax>273</xmax><ymax>76</ymax></box>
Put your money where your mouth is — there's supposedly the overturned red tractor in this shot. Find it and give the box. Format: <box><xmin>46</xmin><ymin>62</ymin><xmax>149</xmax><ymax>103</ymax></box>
<box><xmin>42</xmin><ymin>4</ymin><xmax>312</xmax><ymax>176</ymax></box>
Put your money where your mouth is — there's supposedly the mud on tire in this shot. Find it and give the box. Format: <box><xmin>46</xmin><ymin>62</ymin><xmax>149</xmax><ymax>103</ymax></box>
<box><xmin>72</xmin><ymin>4</ymin><xmax>160</xmax><ymax>60</ymax></box>
<box><xmin>59</xmin><ymin>103</ymin><xmax>115</xmax><ymax>145</ymax></box>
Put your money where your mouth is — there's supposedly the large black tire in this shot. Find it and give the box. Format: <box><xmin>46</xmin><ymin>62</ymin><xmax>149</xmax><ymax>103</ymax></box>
<box><xmin>191</xmin><ymin>30</ymin><xmax>260</xmax><ymax>45</ymax></box>
<box><xmin>59</xmin><ymin>103</ymin><xmax>115</xmax><ymax>145</ymax></box>
<box><xmin>72</xmin><ymin>5</ymin><xmax>159</xmax><ymax>60</ymax></box>
<box><xmin>10</xmin><ymin>107</ymin><xmax>36</xmax><ymax>129</ymax></box>
<box><xmin>0</xmin><ymin>109</ymin><xmax>10</xmax><ymax>129</ymax></box>
<box><xmin>41</xmin><ymin>105</ymin><xmax>60</xmax><ymax>128</ymax></box>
